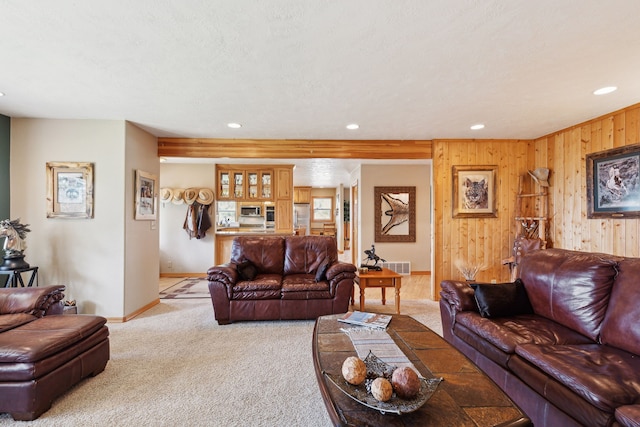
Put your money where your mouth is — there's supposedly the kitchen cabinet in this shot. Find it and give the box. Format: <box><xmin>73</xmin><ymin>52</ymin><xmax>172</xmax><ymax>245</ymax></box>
<box><xmin>275</xmin><ymin>167</ymin><xmax>292</xmax><ymax>199</ymax></box>
<box><xmin>294</xmin><ymin>186</ymin><xmax>311</xmax><ymax>203</ymax></box>
<box><xmin>217</xmin><ymin>166</ymin><xmax>276</xmax><ymax>201</ymax></box>
<box><xmin>216</xmin><ymin>164</ymin><xmax>294</xmax><ymax>233</ymax></box>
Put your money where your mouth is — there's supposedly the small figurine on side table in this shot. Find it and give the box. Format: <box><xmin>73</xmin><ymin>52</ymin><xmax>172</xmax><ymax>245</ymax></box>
<box><xmin>362</xmin><ymin>244</ymin><xmax>386</xmax><ymax>271</ymax></box>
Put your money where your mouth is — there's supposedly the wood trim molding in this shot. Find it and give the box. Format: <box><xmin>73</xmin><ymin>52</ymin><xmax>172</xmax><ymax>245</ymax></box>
<box><xmin>158</xmin><ymin>138</ymin><xmax>432</xmax><ymax>160</ymax></box>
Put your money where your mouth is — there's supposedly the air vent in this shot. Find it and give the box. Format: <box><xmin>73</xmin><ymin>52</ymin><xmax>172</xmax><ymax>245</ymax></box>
<box><xmin>380</xmin><ymin>261</ymin><xmax>411</xmax><ymax>275</ymax></box>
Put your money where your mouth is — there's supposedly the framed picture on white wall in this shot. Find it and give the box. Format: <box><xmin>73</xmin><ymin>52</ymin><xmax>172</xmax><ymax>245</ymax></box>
<box><xmin>135</xmin><ymin>169</ymin><xmax>157</xmax><ymax>220</ymax></box>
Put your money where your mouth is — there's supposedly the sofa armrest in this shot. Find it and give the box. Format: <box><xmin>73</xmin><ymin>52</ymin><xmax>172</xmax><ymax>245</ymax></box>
<box><xmin>207</xmin><ymin>263</ymin><xmax>239</xmax><ymax>286</ymax></box>
<box><xmin>0</xmin><ymin>285</ymin><xmax>65</xmax><ymax>317</ymax></box>
<box><xmin>326</xmin><ymin>262</ymin><xmax>356</xmax><ymax>281</ymax></box>
<box><xmin>439</xmin><ymin>280</ymin><xmax>478</xmax><ymax>312</ymax></box>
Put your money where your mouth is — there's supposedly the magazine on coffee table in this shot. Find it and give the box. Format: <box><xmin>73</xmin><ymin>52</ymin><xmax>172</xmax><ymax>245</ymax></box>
<box><xmin>338</xmin><ymin>311</ymin><xmax>392</xmax><ymax>329</ymax></box>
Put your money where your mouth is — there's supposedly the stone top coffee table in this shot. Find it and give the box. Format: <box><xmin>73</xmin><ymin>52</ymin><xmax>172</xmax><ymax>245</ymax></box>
<box><xmin>312</xmin><ymin>313</ymin><xmax>532</xmax><ymax>427</ymax></box>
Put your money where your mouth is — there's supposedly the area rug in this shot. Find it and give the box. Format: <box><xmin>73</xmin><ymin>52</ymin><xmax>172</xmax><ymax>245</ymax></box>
<box><xmin>160</xmin><ymin>278</ymin><xmax>209</xmax><ymax>299</ymax></box>
<box><xmin>0</xmin><ymin>299</ymin><xmax>443</xmax><ymax>426</ymax></box>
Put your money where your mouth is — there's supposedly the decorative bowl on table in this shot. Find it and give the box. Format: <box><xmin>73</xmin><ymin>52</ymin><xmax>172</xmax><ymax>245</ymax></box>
<box><xmin>323</xmin><ymin>351</ymin><xmax>443</xmax><ymax>415</ymax></box>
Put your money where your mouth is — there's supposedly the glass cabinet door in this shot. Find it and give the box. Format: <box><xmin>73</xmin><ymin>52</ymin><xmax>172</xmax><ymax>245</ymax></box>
<box><xmin>218</xmin><ymin>171</ymin><xmax>230</xmax><ymax>199</ymax></box>
<box><xmin>233</xmin><ymin>172</ymin><xmax>244</xmax><ymax>198</ymax></box>
<box><xmin>247</xmin><ymin>172</ymin><xmax>259</xmax><ymax>199</ymax></box>
<box><xmin>261</xmin><ymin>172</ymin><xmax>272</xmax><ymax>199</ymax></box>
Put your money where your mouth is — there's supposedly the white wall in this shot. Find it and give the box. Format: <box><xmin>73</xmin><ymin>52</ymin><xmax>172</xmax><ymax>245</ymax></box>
<box><xmin>159</xmin><ymin>163</ymin><xmax>215</xmax><ymax>274</ymax></box>
<box><xmin>359</xmin><ymin>163</ymin><xmax>432</xmax><ymax>272</ymax></box>
<box><xmin>10</xmin><ymin>119</ymin><xmax>127</xmax><ymax>317</ymax></box>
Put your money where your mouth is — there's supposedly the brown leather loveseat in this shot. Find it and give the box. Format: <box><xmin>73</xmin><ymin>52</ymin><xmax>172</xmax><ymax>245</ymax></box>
<box><xmin>439</xmin><ymin>248</ymin><xmax>640</xmax><ymax>427</ymax></box>
<box><xmin>0</xmin><ymin>285</ymin><xmax>110</xmax><ymax>420</ymax></box>
<box><xmin>207</xmin><ymin>235</ymin><xmax>356</xmax><ymax>324</ymax></box>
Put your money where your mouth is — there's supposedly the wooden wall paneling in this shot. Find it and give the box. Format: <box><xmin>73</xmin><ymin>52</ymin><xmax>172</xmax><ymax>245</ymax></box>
<box><xmin>613</xmin><ymin>112</ymin><xmax>627</xmax><ymax>255</ymax></box>
<box><xmin>588</xmin><ymin>121</ymin><xmax>604</xmax><ymax>252</ymax></box>
<box><xmin>433</xmin><ymin>139</ymin><xmax>531</xmax><ymax>289</ymax></box>
<box><xmin>535</xmin><ymin>104</ymin><xmax>640</xmax><ymax>258</ymax></box>
<box><xmin>625</xmin><ymin>109</ymin><xmax>640</xmax><ymax>256</ymax></box>
<box><xmin>570</xmin><ymin>127</ymin><xmax>583</xmax><ymax>250</ymax></box>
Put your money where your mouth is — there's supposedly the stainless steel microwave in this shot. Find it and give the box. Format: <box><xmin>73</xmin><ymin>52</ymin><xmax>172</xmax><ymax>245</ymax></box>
<box><xmin>240</xmin><ymin>206</ymin><xmax>261</xmax><ymax>216</ymax></box>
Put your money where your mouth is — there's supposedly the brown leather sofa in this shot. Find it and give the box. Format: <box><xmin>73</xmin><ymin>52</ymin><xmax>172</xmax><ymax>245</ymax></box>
<box><xmin>207</xmin><ymin>235</ymin><xmax>356</xmax><ymax>324</ymax></box>
<box><xmin>439</xmin><ymin>248</ymin><xmax>640</xmax><ymax>427</ymax></box>
<box><xmin>0</xmin><ymin>285</ymin><xmax>110</xmax><ymax>420</ymax></box>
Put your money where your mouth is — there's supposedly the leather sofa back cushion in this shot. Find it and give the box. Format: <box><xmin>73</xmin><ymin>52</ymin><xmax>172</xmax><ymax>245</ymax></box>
<box><xmin>519</xmin><ymin>249</ymin><xmax>617</xmax><ymax>341</ymax></box>
<box><xmin>284</xmin><ymin>236</ymin><xmax>337</xmax><ymax>275</ymax></box>
<box><xmin>231</xmin><ymin>236</ymin><xmax>286</xmax><ymax>274</ymax></box>
<box><xmin>600</xmin><ymin>258</ymin><xmax>640</xmax><ymax>354</ymax></box>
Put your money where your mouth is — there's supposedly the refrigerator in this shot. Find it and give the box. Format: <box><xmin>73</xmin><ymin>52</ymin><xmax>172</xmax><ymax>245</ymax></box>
<box><xmin>294</xmin><ymin>204</ymin><xmax>310</xmax><ymax>235</ymax></box>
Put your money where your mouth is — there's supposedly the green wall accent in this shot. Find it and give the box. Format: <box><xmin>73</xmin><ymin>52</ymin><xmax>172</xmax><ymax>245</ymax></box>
<box><xmin>0</xmin><ymin>114</ymin><xmax>9</xmax><ymax>221</ymax></box>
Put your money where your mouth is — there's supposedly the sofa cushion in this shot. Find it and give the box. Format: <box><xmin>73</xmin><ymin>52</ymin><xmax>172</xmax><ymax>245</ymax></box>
<box><xmin>616</xmin><ymin>405</ymin><xmax>640</xmax><ymax>427</ymax></box>
<box><xmin>471</xmin><ymin>279</ymin><xmax>533</xmax><ymax>318</ymax></box>
<box><xmin>281</xmin><ymin>275</ymin><xmax>332</xmax><ymax>300</ymax></box>
<box><xmin>0</xmin><ymin>315</ymin><xmax>106</xmax><ymax>363</ymax></box>
<box><xmin>0</xmin><ymin>313</ymin><xmax>37</xmax><ymax>333</ymax></box>
<box><xmin>232</xmin><ymin>274</ymin><xmax>282</xmax><ymax>300</ymax></box>
<box><xmin>237</xmin><ymin>260</ymin><xmax>258</xmax><ymax>281</ymax></box>
<box><xmin>600</xmin><ymin>258</ymin><xmax>640</xmax><ymax>355</ymax></box>
<box><xmin>231</xmin><ymin>236</ymin><xmax>285</xmax><ymax>274</ymax></box>
<box><xmin>284</xmin><ymin>236</ymin><xmax>337</xmax><ymax>275</ymax></box>
<box><xmin>455</xmin><ymin>312</ymin><xmax>593</xmax><ymax>354</ymax></box>
<box><xmin>515</xmin><ymin>343</ymin><xmax>640</xmax><ymax>413</ymax></box>
<box><xmin>519</xmin><ymin>249</ymin><xmax>618</xmax><ymax>341</ymax></box>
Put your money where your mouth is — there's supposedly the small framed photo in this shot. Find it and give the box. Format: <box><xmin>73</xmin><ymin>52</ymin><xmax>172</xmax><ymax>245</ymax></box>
<box><xmin>452</xmin><ymin>165</ymin><xmax>498</xmax><ymax>218</ymax></box>
<box><xmin>46</xmin><ymin>162</ymin><xmax>94</xmax><ymax>219</ymax></box>
<box><xmin>135</xmin><ymin>170</ymin><xmax>157</xmax><ymax>220</ymax></box>
<box><xmin>587</xmin><ymin>144</ymin><xmax>640</xmax><ymax>218</ymax></box>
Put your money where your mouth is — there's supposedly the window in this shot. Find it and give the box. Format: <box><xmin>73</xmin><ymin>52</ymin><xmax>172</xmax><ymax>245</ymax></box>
<box><xmin>312</xmin><ymin>197</ymin><xmax>333</xmax><ymax>222</ymax></box>
<box><xmin>216</xmin><ymin>201</ymin><xmax>236</xmax><ymax>225</ymax></box>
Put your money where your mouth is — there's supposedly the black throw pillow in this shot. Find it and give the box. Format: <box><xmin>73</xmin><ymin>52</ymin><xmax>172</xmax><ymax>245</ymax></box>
<box><xmin>237</xmin><ymin>260</ymin><xmax>258</xmax><ymax>281</ymax></box>
<box><xmin>315</xmin><ymin>261</ymin><xmax>330</xmax><ymax>282</ymax></box>
<box><xmin>471</xmin><ymin>279</ymin><xmax>533</xmax><ymax>318</ymax></box>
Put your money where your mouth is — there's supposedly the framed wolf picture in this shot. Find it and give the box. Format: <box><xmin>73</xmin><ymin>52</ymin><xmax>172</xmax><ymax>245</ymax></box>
<box><xmin>452</xmin><ymin>165</ymin><xmax>498</xmax><ymax>218</ymax></box>
<box><xmin>587</xmin><ymin>144</ymin><xmax>640</xmax><ymax>218</ymax></box>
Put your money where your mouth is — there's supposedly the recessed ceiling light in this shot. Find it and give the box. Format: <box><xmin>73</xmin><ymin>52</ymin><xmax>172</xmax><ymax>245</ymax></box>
<box><xmin>346</xmin><ymin>123</ymin><xmax>359</xmax><ymax>130</ymax></box>
<box><xmin>0</xmin><ymin>92</ymin><xmax>4</xmax><ymax>97</ymax></box>
<box><xmin>470</xmin><ymin>124</ymin><xmax>485</xmax><ymax>130</ymax></box>
<box><xmin>593</xmin><ymin>86</ymin><xmax>617</xmax><ymax>95</ymax></box>
<box><xmin>227</xmin><ymin>123</ymin><xmax>242</xmax><ymax>129</ymax></box>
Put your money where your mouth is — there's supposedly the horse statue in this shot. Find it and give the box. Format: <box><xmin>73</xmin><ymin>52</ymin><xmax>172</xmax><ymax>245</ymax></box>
<box><xmin>362</xmin><ymin>244</ymin><xmax>386</xmax><ymax>270</ymax></box>
<box><xmin>0</xmin><ymin>218</ymin><xmax>31</xmax><ymax>256</ymax></box>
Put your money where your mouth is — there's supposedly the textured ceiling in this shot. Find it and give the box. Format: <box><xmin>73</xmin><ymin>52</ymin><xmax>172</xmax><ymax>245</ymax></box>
<box><xmin>2</xmin><ymin>1</ymin><xmax>640</xmax><ymax>186</ymax></box>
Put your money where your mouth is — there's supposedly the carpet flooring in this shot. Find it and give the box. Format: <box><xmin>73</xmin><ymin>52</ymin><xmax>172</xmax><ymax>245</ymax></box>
<box><xmin>0</xmin><ymin>298</ymin><xmax>443</xmax><ymax>426</ymax></box>
<box><xmin>160</xmin><ymin>278</ymin><xmax>210</xmax><ymax>299</ymax></box>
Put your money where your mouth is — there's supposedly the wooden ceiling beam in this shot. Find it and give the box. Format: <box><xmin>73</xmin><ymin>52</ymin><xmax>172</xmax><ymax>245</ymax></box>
<box><xmin>157</xmin><ymin>138</ymin><xmax>432</xmax><ymax>160</ymax></box>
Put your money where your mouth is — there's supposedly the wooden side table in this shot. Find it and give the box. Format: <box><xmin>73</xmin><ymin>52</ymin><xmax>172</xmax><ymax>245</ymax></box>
<box><xmin>355</xmin><ymin>267</ymin><xmax>402</xmax><ymax>314</ymax></box>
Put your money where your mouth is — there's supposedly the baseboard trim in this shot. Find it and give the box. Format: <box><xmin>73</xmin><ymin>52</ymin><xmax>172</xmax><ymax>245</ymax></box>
<box><xmin>160</xmin><ymin>272</ymin><xmax>206</xmax><ymax>278</ymax></box>
<box><xmin>106</xmin><ymin>299</ymin><xmax>160</xmax><ymax>323</ymax></box>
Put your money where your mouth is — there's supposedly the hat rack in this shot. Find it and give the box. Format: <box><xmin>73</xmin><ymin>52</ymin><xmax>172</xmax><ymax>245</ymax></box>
<box><xmin>159</xmin><ymin>187</ymin><xmax>214</xmax><ymax>207</ymax></box>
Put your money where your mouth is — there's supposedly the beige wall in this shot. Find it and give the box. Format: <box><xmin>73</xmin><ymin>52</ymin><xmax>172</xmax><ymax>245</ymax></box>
<box><xmin>359</xmin><ymin>163</ymin><xmax>431</xmax><ymax>273</ymax></box>
<box><xmin>10</xmin><ymin>119</ymin><xmax>159</xmax><ymax>319</ymax></box>
<box><xmin>10</xmin><ymin>119</ymin><xmax>127</xmax><ymax>317</ymax></box>
<box><xmin>159</xmin><ymin>163</ymin><xmax>216</xmax><ymax>274</ymax></box>
<box><xmin>124</xmin><ymin>122</ymin><xmax>161</xmax><ymax>316</ymax></box>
